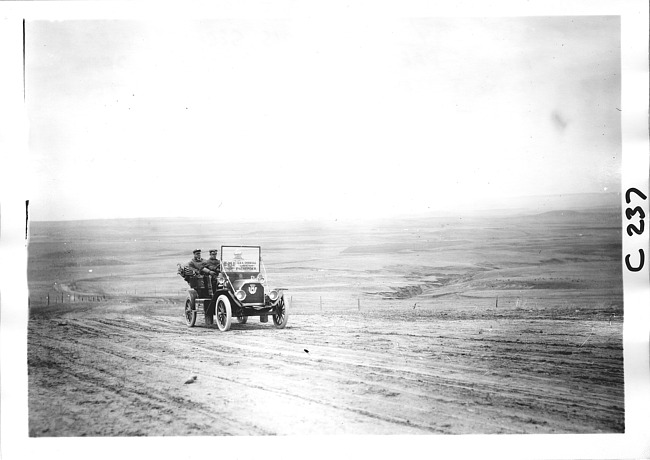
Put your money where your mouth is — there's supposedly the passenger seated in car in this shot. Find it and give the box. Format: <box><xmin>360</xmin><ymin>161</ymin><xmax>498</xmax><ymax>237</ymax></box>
<box><xmin>177</xmin><ymin>249</ymin><xmax>209</xmax><ymax>291</ymax></box>
<box><xmin>188</xmin><ymin>249</ymin><xmax>206</xmax><ymax>273</ymax></box>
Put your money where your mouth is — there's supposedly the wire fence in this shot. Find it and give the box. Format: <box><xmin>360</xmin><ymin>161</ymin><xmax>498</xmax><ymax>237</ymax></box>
<box><xmin>30</xmin><ymin>290</ymin><xmax>370</xmax><ymax>313</ymax></box>
<box><xmin>30</xmin><ymin>289</ymin><xmax>181</xmax><ymax>306</ymax></box>
<box><xmin>31</xmin><ymin>290</ymin><xmax>615</xmax><ymax>317</ymax></box>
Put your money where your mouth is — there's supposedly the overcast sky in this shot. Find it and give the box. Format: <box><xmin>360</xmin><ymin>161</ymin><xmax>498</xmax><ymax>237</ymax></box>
<box><xmin>26</xmin><ymin>16</ymin><xmax>621</xmax><ymax>221</ymax></box>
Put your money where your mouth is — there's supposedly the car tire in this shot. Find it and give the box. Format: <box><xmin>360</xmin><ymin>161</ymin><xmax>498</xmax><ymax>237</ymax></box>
<box><xmin>272</xmin><ymin>297</ymin><xmax>288</xmax><ymax>329</ymax></box>
<box><xmin>237</xmin><ymin>315</ymin><xmax>248</xmax><ymax>324</ymax></box>
<box><xmin>185</xmin><ymin>297</ymin><xmax>197</xmax><ymax>327</ymax></box>
<box><xmin>215</xmin><ymin>295</ymin><xmax>232</xmax><ymax>332</ymax></box>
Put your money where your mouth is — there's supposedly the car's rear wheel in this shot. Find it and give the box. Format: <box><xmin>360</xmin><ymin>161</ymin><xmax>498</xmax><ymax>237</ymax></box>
<box><xmin>272</xmin><ymin>297</ymin><xmax>288</xmax><ymax>329</ymax></box>
<box><xmin>215</xmin><ymin>295</ymin><xmax>232</xmax><ymax>332</ymax></box>
<box><xmin>237</xmin><ymin>315</ymin><xmax>248</xmax><ymax>324</ymax></box>
<box><xmin>185</xmin><ymin>298</ymin><xmax>197</xmax><ymax>327</ymax></box>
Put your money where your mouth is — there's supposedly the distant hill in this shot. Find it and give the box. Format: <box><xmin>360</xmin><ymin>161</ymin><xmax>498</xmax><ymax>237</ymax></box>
<box><xmin>409</xmin><ymin>192</ymin><xmax>621</xmax><ymax>220</ymax></box>
<box><xmin>483</xmin><ymin>192</ymin><xmax>621</xmax><ymax>214</ymax></box>
<box><xmin>514</xmin><ymin>208</ymin><xmax>620</xmax><ymax>226</ymax></box>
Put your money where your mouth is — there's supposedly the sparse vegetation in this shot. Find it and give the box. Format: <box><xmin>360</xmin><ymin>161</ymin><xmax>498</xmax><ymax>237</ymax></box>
<box><xmin>27</xmin><ymin>209</ymin><xmax>624</xmax><ymax>435</ymax></box>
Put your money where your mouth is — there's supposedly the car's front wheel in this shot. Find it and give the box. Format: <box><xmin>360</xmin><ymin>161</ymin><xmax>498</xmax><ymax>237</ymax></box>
<box><xmin>237</xmin><ymin>315</ymin><xmax>248</xmax><ymax>324</ymax></box>
<box><xmin>215</xmin><ymin>295</ymin><xmax>232</xmax><ymax>332</ymax></box>
<box><xmin>272</xmin><ymin>297</ymin><xmax>288</xmax><ymax>329</ymax></box>
<box><xmin>185</xmin><ymin>297</ymin><xmax>197</xmax><ymax>327</ymax></box>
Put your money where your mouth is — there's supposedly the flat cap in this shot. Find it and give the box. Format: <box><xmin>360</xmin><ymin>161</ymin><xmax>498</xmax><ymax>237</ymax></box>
<box><xmin>192</xmin><ymin>249</ymin><xmax>201</xmax><ymax>254</ymax></box>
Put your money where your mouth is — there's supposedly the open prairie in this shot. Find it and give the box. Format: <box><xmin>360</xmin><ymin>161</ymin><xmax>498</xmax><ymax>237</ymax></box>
<box><xmin>27</xmin><ymin>208</ymin><xmax>624</xmax><ymax>435</ymax></box>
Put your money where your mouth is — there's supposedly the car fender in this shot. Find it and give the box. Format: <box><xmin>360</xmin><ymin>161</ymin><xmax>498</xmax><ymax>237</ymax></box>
<box><xmin>265</xmin><ymin>290</ymin><xmax>285</xmax><ymax>307</ymax></box>
<box><xmin>186</xmin><ymin>289</ymin><xmax>199</xmax><ymax>308</ymax></box>
<box><xmin>208</xmin><ymin>288</ymin><xmax>242</xmax><ymax>315</ymax></box>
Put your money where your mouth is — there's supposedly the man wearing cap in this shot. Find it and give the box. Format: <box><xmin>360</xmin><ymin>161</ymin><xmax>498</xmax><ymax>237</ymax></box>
<box><xmin>205</xmin><ymin>250</ymin><xmax>221</xmax><ymax>275</ymax></box>
<box><xmin>188</xmin><ymin>249</ymin><xmax>207</xmax><ymax>274</ymax></box>
<box><xmin>189</xmin><ymin>249</ymin><xmax>222</xmax><ymax>292</ymax></box>
<box><xmin>205</xmin><ymin>249</ymin><xmax>222</xmax><ymax>290</ymax></box>
<box><xmin>189</xmin><ymin>249</ymin><xmax>220</xmax><ymax>276</ymax></box>
<box><xmin>186</xmin><ymin>249</ymin><xmax>206</xmax><ymax>289</ymax></box>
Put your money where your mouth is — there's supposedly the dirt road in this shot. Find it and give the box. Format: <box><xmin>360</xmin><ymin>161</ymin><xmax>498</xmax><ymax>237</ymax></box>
<box><xmin>28</xmin><ymin>298</ymin><xmax>623</xmax><ymax>436</ymax></box>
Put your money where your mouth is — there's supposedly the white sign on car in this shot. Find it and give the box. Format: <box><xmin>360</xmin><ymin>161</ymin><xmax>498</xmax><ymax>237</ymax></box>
<box><xmin>221</xmin><ymin>246</ymin><xmax>261</xmax><ymax>273</ymax></box>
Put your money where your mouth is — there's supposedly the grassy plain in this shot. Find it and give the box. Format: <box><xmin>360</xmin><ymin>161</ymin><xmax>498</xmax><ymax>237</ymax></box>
<box><xmin>28</xmin><ymin>209</ymin><xmax>622</xmax><ymax>314</ymax></box>
<box><xmin>27</xmin><ymin>206</ymin><xmax>624</xmax><ymax>435</ymax></box>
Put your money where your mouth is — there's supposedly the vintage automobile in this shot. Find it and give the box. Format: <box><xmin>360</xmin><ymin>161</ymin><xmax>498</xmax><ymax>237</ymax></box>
<box><xmin>177</xmin><ymin>245</ymin><xmax>288</xmax><ymax>331</ymax></box>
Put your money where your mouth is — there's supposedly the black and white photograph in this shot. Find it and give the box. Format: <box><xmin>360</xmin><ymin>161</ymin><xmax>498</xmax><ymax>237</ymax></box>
<box><xmin>1</xmin><ymin>1</ymin><xmax>648</xmax><ymax>459</ymax></box>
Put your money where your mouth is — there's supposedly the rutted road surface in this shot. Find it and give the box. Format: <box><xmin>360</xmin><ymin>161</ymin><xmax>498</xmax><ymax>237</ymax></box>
<box><xmin>28</xmin><ymin>301</ymin><xmax>624</xmax><ymax>436</ymax></box>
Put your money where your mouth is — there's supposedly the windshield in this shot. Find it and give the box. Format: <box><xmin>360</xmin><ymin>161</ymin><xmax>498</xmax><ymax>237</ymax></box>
<box><xmin>221</xmin><ymin>246</ymin><xmax>261</xmax><ymax>275</ymax></box>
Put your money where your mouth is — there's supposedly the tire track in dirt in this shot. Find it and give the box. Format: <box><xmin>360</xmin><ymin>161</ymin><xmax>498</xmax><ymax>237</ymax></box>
<box><xmin>29</xmin><ymin>305</ymin><xmax>624</xmax><ymax>435</ymax></box>
<box><xmin>30</xmin><ymin>317</ymin><xmax>478</xmax><ymax>433</ymax></box>
<box><xmin>31</xmin><ymin>317</ymin><xmax>425</xmax><ymax>434</ymax></box>
<box><xmin>29</xmin><ymin>325</ymin><xmax>275</xmax><ymax>435</ymax></box>
<box><xmin>173</xmin><ymin>334</ymin><xmax>600</xmax><ymax>433</ymax></box>
<box><xmin>75</xmin><ymin>318</ymin><xmax>446</xmax><ymax>432</ymax></box>
<box><xmin>185</xmin><ymin>342</ymin><xmax>451</xmax><ymax>433</ymax></box>
<box><xmin>162</xmin><ymin>315</ymin><xmax>620</xmax><ymax>432</ymax></box>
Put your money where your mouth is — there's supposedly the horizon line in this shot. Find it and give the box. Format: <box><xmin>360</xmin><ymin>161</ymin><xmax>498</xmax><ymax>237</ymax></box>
<box><xmin>27</xmin><ymin>191</ymin><xmax>622</xmax><ymax>224</ymax></box>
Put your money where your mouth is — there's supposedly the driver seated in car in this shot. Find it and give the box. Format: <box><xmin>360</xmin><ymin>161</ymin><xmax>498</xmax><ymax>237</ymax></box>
<box><xmin>204</xmin><ymin>249</ymin><xmax>222</xmax><ymax>290</ymax></box>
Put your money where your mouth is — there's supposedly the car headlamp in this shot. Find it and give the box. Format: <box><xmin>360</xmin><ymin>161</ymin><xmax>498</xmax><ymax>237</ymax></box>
<box><xmin>235</xmin><ymin>290</ymin><xmax>246</xmax><ymax>301</ymax></box>
<box><xmin>268</xmin><ymin>290</ymin><xmax>279</xmax><ymax>301</ymax></box>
